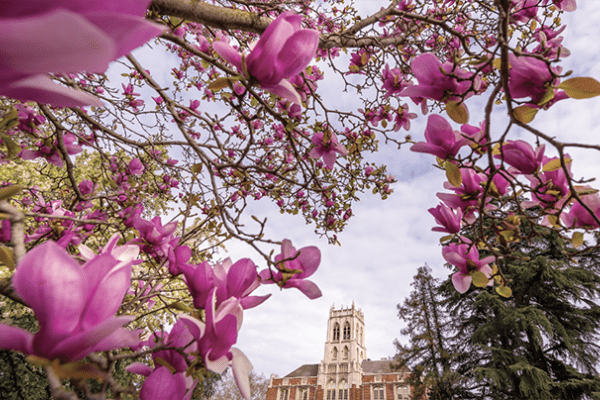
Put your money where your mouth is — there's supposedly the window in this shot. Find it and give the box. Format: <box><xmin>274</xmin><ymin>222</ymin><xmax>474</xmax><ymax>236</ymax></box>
<box><xmin>298</xmin><ymin>388</ymin><xmax>309</xmax><ymax>400</ymax></box>
<box><xmin>342</xmin><ymin>346</ymin><xmax>349</xmax><ymax>360</ymax></box>
<box><xmin>373</xmin><ymin>386</ymin><xmax>384</xmax><ymax>400</ymax></box>
<box><xmin>332</xmin><ymin>346</ymin><xmax>338</xmax><ymax>360</ymax></box>
<box><xmin>338</xmin><ymin>380</ymin><xmax>348</xmax><ymax>400</ymax></box>
<box><xmin>397</xmin><ymin>385</ymin><xmax>410</xmax><ymax>400</ymax></box>
<box><xmin>333</xmin><ymin>323</ymin><xmax>340</xmax><ymax>341</ymax></box>
<box><xmin>279</xmin><ymin>388</ymin><xmax>289</xmax><ymax>400</ymax></box>
<box><xmin>343</xmin><ymin>323</ymin><xmax>350</xmax><ymax>340</ymax></box>
<box><xmin>327</xmin><ymin>381</ymin><xmax>336</xmax><ymax>400</ymax></box>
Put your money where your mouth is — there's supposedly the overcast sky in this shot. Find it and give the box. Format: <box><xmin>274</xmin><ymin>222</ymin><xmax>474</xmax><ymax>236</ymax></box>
<box><xmin>214</xmin><ymin>0</ymin><xmax>600</xmax><ymax>378</ymax></box>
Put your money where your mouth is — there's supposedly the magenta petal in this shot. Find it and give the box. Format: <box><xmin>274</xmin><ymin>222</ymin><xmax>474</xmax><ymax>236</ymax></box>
<box><xmin>13</xmin><ymin>242</ymin><xmax>86</xmax><ymax>349</ymax></box>
<box><xmin>48</xmin><ymin>316</ymin><xmax>134</xmax><ymax>362</ymax></box>
<box><xmin>277</xmin><ymin>29</ymin><xmax>320</xmax><ymax>78</ymax></box>
<box><xmin>411</xmin><ymin>54</ymin><xmax>442</xmax><ymax>84</ymax></box>
<box><xmin>322</xmin><ymin>152</ymin><xmax>336</xmax><ymax>170</ymax></box>
<box><xmin>410</xmin><ymin>142</ymin><xmax>447</xmax><ymax>159</ymax></box>
<box><xmin>265</xmin><ymin>80</ymin><xmax>302</xmax><ymax>105</ymax></box>
<box><xmin>227</xmin><ymin>258</ymin><xmax>257</xmax><ymax>299</ymax></box>
<box><xmin>92</xmin><ymin>326</ymin><xmax>140</xmax><ymax>354</ymax></box>
<box><xmin>0</xmin><ymin>10</ymin><xmax>114</xmax><ymax>74</ymax></box>
<box><xmin>231</xmin><ymin>348</ymin><xmax>253</xmax><ymax>400</ymax></box>
<box><xmin>84</xmin><ymin>13</ymin><xmax>166</xmax><ymax>60</ymax></box>
<box><xmin>2</xmin><ymin>74</ymin><xmax>104</xmax><ymax>107</ymax></box>
<box><xmin>140</xmin><ymin>367</ymin><xmax>187</xmax><ymax>400</ymax></box>
<box><xmin>296</xmin><ymin>246</ymin><xmax>321</xmax><ymax>278</ymax></box>
<box><xmin>283</xmin><ymin>279</ymin><xmax>322</xmax><ymax>299</ymax></box>
<box><xmin>81</xmin><ymin>253</ymin><xmax>131</xmax><ymax>328</ymax></box>
<box><xmin>126</xmin><ymin>362</ymin><xmax>153</xmax><ymax>377</ymax></box>
<box><xmin>0</xmin><ymin>325</ymin><xmax>34</xmax><ymax>354</ymax></box>
<box><xmin>452</xmin><ymin>272</ymin><xmax>471</xmax><ymax>294</ymax></box>
<box><xmin>240</xmin><ymin>294</ymin><xmax>272</xmax><ymax>309</ymax></box>
<box><xmin>212</xmin><ymin>41</ymin><xmax>243</xmax><ymax>72</ymax></box>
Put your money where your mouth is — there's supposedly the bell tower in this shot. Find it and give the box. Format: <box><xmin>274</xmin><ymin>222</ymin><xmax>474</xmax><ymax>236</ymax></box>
<box><xmin>317</xmin><ymin>303</ymin><xmax>366</xmax><ymax>397</ymax></box>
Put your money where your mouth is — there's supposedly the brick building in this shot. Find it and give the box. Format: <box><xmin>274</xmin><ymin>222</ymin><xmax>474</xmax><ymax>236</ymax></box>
<box><xmin>266</xmin><ymin>304</ymin><xmax>414</xmax><ymax>400</ymax></box>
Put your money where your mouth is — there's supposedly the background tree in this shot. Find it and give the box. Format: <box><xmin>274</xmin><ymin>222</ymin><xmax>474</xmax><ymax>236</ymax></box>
<box><xmin>398</xmin><ymin>206</ymin><xmax>600</xmax><ymax>399</ymax></box>
<box><xmin>209</xmin><ymin>369</ymin><xmax>269</xmax><ymax>400</ymax></box>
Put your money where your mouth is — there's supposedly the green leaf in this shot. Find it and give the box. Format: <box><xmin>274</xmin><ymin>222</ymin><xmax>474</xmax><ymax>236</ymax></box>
<box><xmin>471</xmin><ymin>271</ymin><xmax>489</xmax><ymax>287</ymax></box>
<box><xmin>0</xmin><ymin>184</ymin><xmax>22</xmax><ymax>201</ymax></box>
<box><xmin>542</xmin><ymin>157</ymin><xmax>571</xmax><ymax>172</ymax></box>
<box><xmin>513</xmin><ymin>105</ymin><xmax>538</xmax><ymax>124</ymax></box>
<box><xmin>496</xmin><ymin>285</ymin><xmax>512</xmax><ymax>298</ymax></box>
<box><xmin>571</xmin><ymin>231</ymin><xmax>584</xmax><ymax>248</ymax></box>
<box><xmin>0</xmin><ymin>246</ymin><xmax>14</xmax><ymax>271</ymax></box>
<box><xmin>446</xmin><ymin>101</ymin><xmax>469</xmax><ymax>124</ymax></box>
<box><xmin>444</xmin><ymin>161</ymin><xmax>462</xmax><ymax>188</ymax></box>
<box><xmin>1</xmin><ymin>135</ymin><xmax>21</xmax><ymax>159</ymax></box>
<box><xmin>155</xmin><ymin>357</ymin><xmax>177</xmax><ymax>374</ymax></box>
<box><xmin>208</xmin><ymin>77</ymin><xmax>232</xmax><ymax>91</ymax></box>
<box><xmin>191</xmin><ymin>163</ymin><xmax>203</xmax><ymax>174</ymax></box>
<box><xmin>538</xmin><ymin>87</ymin><xmax>555</xmax><ymax>106</ymax></box>
<box><xmin>558</xmin><ymin>77</ymin><xmax>600</xmax><ymax>99</ymax></box>
<box><xmin>0</xmin><ymin>108</ymin><xmax>19</xmax><ymax>132</ymax></box>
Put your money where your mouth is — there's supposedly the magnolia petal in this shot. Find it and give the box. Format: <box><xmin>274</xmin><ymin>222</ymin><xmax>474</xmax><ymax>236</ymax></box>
<box><xmin>266</xmin><ymin>79</ymin><xmax>302</xmax><ymax>105</ymax></box>
<box><xmin>231</xmin><ymin>348</ymin><xmax>253</xmax><ymax>400</ymax></box>
<box><xmin>277</xmin><ymin>29</ymin><xmax>320</xmax><ymax>78</ymax></box>
<box><xmin>177</xmin><ymin>314</ymin><xmax>206</xmax><ymax>341</ymax></box>
<box><xmin>140</xmin><ymin>367</ymin><xmax>187</xmax><ymax>400</ymax></box>
<box><xmin>212</xmin><ymin>41</ymin><xmax>243</xmax><ymax>72</ymax></box>
<box><xmin>284</xmin><ymin>279</ymin><xmax>322</xmax><ymax>299</ymax></box>
<box><xmin>0</xmin><ymin>324</ymin><xmax>34</xmax><ymax>354</ymax></box>
<box><xmin>92</xmin><ymin>326</ymin><xmax>141</xmax><ymax>354</ymax></box>
<box><xmin>205</xmin><ymin>354</ymin><xmax>230</xmax><ymax>374</ymax></box>
<box><xmin>0</xmin><ymin>10</ymin><xmax>113</xmax><ymax>74</ymax></box>
<box><xmin>2</xmin><ymin>74</ymin><xmax>104</xmax><ymax>107</ymax></box>
<box><xmin>14</xmin><ymin>242</ymin><xmax>86</xmax><ymax>353</ymax></box>
<box><xmin>48</xmin><ymin>316</ymin><xmax>134</xmax><ymax>362</ymax></box>
<box><xmin>81</xmin><ymin>254</ymin><xmax>132</xmax><ymax>330</ymax></box>
<box><xmin>452</xmin><ymin>272</ymin><xmax>472</xmax><ymax>294</ymax></box>
<box><xmin>125</xmin><ymin>362</ymin><xmax>153</xmax><ymax>377</ymax></box>
<box><xmin>322</xmin><ymin>152</ymin><xmax>337</xmax><ymax>170</ymax></box>
<box><xmin>84</xmin><ymin>14</ymin><xmax>166</xmax><ymax>60</ymax></box>
<box><xmin>240</xmin><ymin>294</ymin><xmax>272</xmax><ymax>309</ymax></box>
<box><xmin>296</xmin><ymin>246</ymin><xmax>321</xmax><ymax>278</ymax></box>
<box><xmin>227</xmin><ymin>258</ymin><xmax>258</xmax><ymax>299</ymax></box>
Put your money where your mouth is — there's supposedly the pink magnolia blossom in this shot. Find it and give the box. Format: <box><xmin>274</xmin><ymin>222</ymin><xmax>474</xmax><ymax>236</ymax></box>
<box><xmin>543</xmin><ymin>0</ymin><xmax>576</xmax><ymax>11</ymax></box>
<box><xmin>0</xmin><ymin>0</ymin><xmax>166</xmax><ymax>107</ymax></box>
<box><xmin>129</xmin><ymin>158</ymin><xmax>145</xmax><ymax>176</ymax></box>
<box><xmin>381</xmin><ymin>64</ymin><xmax>412</xmax><ymax>98</ymax></box>
<box><xmin>523</xmin><ymin>155</ymin><xmax>571</xmax><ymax>211</ymax></box>
<box><xmin>442</xmin><ymin>241</ymin><xmax>495</xmax><ymax>293</ymax></box>
<box><xmin>494</xmin><ymin>140</ymin><xmax>545</xmax><ymax>175</ymax></box>
<box><xmin>562</xmin><ymin>190</ymin><xmax>600</xmax><ymax>229</ymax></box>
<box><xmin>309</xmin><ymin>131</ymin><xmax>348</xmax><ymax>170</ymax></box>
<box><xmin>181</xmin><ymin>257</ymin><xmax>270</xmax><ymax>310</ymax></box>
<box><xmin>139</xmin><ymin>367</ymin><xmax>193</xmax><ymax>400</ymax></box>
<box><xmin>410</xmin><ymin>114</ymin><xmax>467</xmax><ymax>160</ymax></box>
<box><xmin>428</xmin><ymin>203</ymin><xmax>462</xmax><ymax>234</ymax></box>
<box><xmin>132</xmin><ymin>216</ymin><xmax>178</xmax><ymax>258</ymax></box>
<box><xmin>0</xmin><ymin>240</ymin><xmax>140</xmax><ymax>362</ymax></box>
<box><xmin>507</xmin><ymin>54</ymin><xmax>567</xmax><ymax>106</ymax></box>
<box><xmin>400</xmin><ymin>54</ymin><xmax>477</xmax><ymax>103</ymax></box>
<box><xmin>178</xmin><ymin>291</ymin><xmax>254</xmax><ymax>399</ymax></box>
<box><xmin>259</xmin><ymin>239</ymin><xmax>322</xmax><ymax>299</ymax></box>
<box><xmin>213</xmin><ymin>12</ymin><xmax>319</xmax><ymax>105</ymax></box>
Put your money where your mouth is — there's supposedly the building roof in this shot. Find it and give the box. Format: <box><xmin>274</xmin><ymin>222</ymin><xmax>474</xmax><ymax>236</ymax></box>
<box><xmin>283</xmin><ymin>360</ymin><xmax>409</xmax><ymax>378</ymax></box>
<box><xmin>361</xmin><ymin>360</ymin><xmax>400</xmax><ymax>374</ymax></box>
<box><xmin>284</xmin><ymin>364</ymin><xmax>319</xmax><ymax>377</ymax></box>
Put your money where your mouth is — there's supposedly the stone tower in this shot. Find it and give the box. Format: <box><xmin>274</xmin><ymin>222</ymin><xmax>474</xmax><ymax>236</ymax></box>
<box><xmin>317</xmin><ymin>303</ymin><xmax>366</xmax><ymax>399</ymax></box>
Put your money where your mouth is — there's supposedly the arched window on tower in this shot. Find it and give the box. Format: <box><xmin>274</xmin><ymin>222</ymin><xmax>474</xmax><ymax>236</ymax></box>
<box><xmin>332</xmin><ymin>346</ymin><xmax>338</xmax><ymax>360</ymax></box>
<box><xmin>343</xmin><ymin>346</ymin><xmax>349</xmax><ymax>360</ymax></box>
<box><xmin>327</xmin><ymin>381</ymin><xmax>336</xmax><ymax>400</ymax></box>
<box><xmin>343</xmin><ymin>322</ymin><xmax>350</xmax><ymax>340</ymax></box>
<box><xmin>338</xmin><ymin>380</ymin><xmax>348</xmax><ymax>400</ymax></box>
<box><xmin>333</xmin><ymin>323</ymin><xmax>340</xmax><ymax>341</ymax></box>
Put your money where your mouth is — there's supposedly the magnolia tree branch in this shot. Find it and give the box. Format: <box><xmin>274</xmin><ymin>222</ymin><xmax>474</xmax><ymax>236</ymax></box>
<box><xmin>151</xmin><ymin>0</ymin><xmax>273</xmax><ymax>33</ymax></box>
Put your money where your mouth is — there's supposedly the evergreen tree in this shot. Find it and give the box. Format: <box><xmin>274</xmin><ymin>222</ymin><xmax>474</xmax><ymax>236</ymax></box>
<box><xmin>398</xmin><ymin>220</ymin><xmax>600</xmax><ymax>399</ymax></box>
